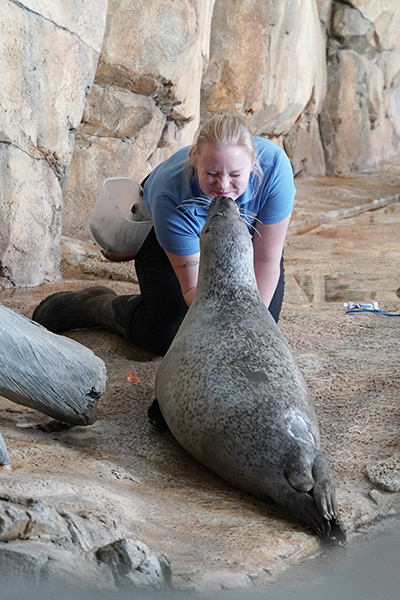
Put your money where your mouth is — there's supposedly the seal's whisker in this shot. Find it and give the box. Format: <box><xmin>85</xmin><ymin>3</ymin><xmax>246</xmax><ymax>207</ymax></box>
<box><xmin>179</xmin><ymin>197</ymin><xmax>211</xmax><ymax>205</ymax></box>
<box><xmin>238</xmin><ymin>209</ymin><xmax>262</xmax><ymax>226</ymax></box>
<box><xmin>239</xmin><ymin>211</ymin><xmax>262</xmax><ymax>236</ymax></box>
<box><xmin>177</xmin><ymin>197</ymin><xmax>212</xmax><ymax>212</ymax></box>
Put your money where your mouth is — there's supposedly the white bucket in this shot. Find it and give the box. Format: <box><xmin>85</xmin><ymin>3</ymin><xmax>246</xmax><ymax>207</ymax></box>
<box><xmin>87</xmin><ymin>177</ymin><xmax>153</xmax><ymax>262</ymax></box>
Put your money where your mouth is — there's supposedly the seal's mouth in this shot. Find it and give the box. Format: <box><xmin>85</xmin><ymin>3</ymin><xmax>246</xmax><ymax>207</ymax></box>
<box><xmin>208</xmin><ymin>196</ymin><xmax>240</xmax><ymax>218</ymax></box>
<box><xmin>203</xmin><ymin>196</ymin><xmax>243</xmax><ymax>234</ymax></box>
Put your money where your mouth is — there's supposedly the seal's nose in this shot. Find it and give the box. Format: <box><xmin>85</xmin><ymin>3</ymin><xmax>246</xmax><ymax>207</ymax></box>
<box><xmin>212</xmin><ymin>195</ymin><xmax>235</xmax><ymax>207</ymax></box>
<box><xmin>208</xmin><ymin>196</ymin><xmax>240</xmax><ymax>220</ymax></box>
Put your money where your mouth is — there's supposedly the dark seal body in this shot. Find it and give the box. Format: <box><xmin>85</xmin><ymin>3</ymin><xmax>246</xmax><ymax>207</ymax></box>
<box><xmin>155</xmin><ymin>196</ymin><xmax>345</xmax><ymax>541</ymax></box>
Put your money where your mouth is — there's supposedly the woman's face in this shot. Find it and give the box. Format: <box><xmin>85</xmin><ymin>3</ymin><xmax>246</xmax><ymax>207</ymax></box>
<box><xmin>193</xmin><ymin>143</ymin><xmax>253</xmax><ymax>201</ymax></box>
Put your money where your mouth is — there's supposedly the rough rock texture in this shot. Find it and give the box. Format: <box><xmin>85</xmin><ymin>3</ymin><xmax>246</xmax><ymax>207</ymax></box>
<box><xmin>201</xmin><ymin>0</ymin><xmax>327</xmax><ymax>171</ymax></box>
<box><xmin>0</xmin><ymin>0</ymin><xmax>107</xmax><ymax>287</ymax></box>
<box><xmin>0</xmin><ymin>168</ymin><xmax>400</xmax><ymax>592</ymax></box>
<box><xmin>320</xmin><ymin>0</ymin><xmax>400</xmax><ymax>174</ymax></box>
<box><xmin>0</xmin><ymin>492</ymin><xmax>171</xmax><ymax>590</ymax></box>
<box><xmin>62</xmin><ymin>0</ymin><xmax>216</xmax><ymax>239</ymax></box>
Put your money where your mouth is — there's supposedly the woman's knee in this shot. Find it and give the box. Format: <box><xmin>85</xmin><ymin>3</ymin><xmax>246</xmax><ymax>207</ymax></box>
<box><xmin>128</xmin><ymin>303</ymin><xmax>187</xmax><ymax>355</ymax></box>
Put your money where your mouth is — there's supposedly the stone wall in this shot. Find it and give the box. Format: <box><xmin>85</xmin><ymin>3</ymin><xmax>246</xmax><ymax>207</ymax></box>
<box><xmin>0</xmin><ymin>0</ymin><xmax>108</xmax><ymax>287</ymax></box>
<box><xmin>1</xmin><ymin>0</ymin><xmax>399</xmax><ymax>287</ymax></box>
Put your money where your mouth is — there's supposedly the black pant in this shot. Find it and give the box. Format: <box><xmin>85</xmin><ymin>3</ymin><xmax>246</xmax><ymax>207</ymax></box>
<box><xmin>116</xmin><ymin>228</ymin><xmax>285</xmax><ymax>356</ymax></box>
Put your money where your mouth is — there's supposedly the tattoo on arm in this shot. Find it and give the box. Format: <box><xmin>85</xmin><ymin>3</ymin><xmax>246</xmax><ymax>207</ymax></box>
<box><xmin>178</xmin><ymin>257</ymin><xmax>200</xmax><ymax>269</ymax></box>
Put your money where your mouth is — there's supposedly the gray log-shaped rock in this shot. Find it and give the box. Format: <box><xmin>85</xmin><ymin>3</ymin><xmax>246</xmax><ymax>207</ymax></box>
<box><xmin>0</xmin><ymin>433</ymin><xmax>10</xmax><ymax>468</ymax></box>
<box><xmin>0</xmin><ymin>303</ymin><xmax>107</xmax><ymax>425</ymax></box>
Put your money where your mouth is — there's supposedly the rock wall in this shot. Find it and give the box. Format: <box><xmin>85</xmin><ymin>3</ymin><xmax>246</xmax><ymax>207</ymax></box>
<box><xmin>0</xmin><ymin>0</ymin><xmax>107</xmax><ymax>287</ymax></box>
<box><xmin>62</xmin><ymin>0</ymin><xmax>216</xmax><ymax>239</ymax></box>
<box><xmin>0</xmin><ymin>0</ymin><xmax>399</xmax><ymax>287</ymax></box>
<box><xmin>320</xmin><ymin>0</ymin><xmax>400</xmax><ymax>174</ymax></box>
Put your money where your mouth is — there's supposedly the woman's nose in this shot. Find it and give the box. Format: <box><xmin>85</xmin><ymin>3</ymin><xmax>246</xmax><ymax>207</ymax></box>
<box><xmin>216</xmin><ymin>174</ymin><xmax>229</xmax><ymax>189</ymax></box>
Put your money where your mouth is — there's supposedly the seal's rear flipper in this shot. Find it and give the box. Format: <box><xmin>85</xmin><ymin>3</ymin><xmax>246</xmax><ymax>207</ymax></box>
<box><xmin>325</xmin><ymin>517</ymin><xmax>347</xmax><ymax>544</ymax></box>
<box><xmin>311</xmin><ymin>451</ymin><xmax>346</xmax><ymax>543</ymax></box>
<box><xmin>276</xmin><ymin>475</ymin><xmax>346</xmax><ymax>543</ymax></box>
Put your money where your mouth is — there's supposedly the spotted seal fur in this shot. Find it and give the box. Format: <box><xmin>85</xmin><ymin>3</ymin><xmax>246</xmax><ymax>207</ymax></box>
<box><xmin>155</xmin><ymin>196</ymin><xmax>345</xmax><ymax>541</ymax></box>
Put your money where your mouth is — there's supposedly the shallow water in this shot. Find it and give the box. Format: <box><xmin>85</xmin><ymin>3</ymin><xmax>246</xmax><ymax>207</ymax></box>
<box><xmin>286</xmin><ymin>202</ymin><xmax>400</xmax><ymax>307</ymax></box>
<box><xmin>257</xmin><ymin>515</ymin><xmax>400</xmax><ymax>600</ymax></box>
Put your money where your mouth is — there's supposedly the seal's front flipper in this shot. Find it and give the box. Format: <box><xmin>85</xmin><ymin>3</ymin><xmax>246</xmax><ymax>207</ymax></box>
<box><xmin>148</xmin><ymin>399</ymin><xmax>168</xmax><ymax>428</ymax></box>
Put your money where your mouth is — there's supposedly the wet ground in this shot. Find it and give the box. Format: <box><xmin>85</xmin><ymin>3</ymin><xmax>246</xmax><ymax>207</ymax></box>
<box><xmin>0</xmin><ymin>158</ymin><xmax>400</xmax><ymax>593</ymax></box>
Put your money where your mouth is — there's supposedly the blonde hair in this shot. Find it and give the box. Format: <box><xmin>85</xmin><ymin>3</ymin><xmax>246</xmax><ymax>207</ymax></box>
<box><xmin>186</xmin><ymin>114</ymin><xmax>263</xmax><ymax>192</ymax></box>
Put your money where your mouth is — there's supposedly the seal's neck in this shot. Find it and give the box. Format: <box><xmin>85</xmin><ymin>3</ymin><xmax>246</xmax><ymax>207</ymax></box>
<box><xmin>193</xmin><ymin>195</ymin><xmax>262</xmax><ymax>304</ymax></box>
<box><xmin>195</xmin><ymin>228</ymin><xmax>260</xmax><ymax>303</ymax></box>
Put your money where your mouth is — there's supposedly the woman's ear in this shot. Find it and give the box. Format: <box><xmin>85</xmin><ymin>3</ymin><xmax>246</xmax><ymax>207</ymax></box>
<box><xmin>189</xmin><ymin>148</ymin><xmax>197</xmax><ymax>170</ymax></box>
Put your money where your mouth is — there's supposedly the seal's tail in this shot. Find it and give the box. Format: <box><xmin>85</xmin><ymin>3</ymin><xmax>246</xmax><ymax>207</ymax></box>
<box><xmin>311</xmin><ymin>451</ymin><xmax>347</xmax><ymax>543</ymax></box>
<box><xmin>281</xmin><ymin>450</ymin><xmax>346</xmax><ymax>543</ymax></box>
<box><xmin>276</xmin><ymin>480</ymin><xmax>346</xmax><ymax>542</ymax></box>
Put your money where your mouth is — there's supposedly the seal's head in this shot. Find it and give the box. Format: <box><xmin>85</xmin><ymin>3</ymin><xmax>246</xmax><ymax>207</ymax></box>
<box><xmin>198</xmin><ymin>196</ymin><xmax>256</xmax><ymax>295</ymax></box>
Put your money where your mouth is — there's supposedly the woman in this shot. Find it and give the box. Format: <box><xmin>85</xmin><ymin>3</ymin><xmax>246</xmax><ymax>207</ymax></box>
<box><xmin>33</xmin><ymin>114</ymin><xmax>295</xmax><ymax>355</ymax></box>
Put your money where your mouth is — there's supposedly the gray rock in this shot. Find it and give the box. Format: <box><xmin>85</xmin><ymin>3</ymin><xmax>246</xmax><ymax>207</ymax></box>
<box><xmin>0</xmin><ymin>496</ymin><xmax>70</xmax><ymax>543</ymax></box>
<box><xmin>366</xmin><ymin>455</ymin><xmax>400</xmax><ymax>493</ymax></box>
<box><xmin>0</xmin><ymin>495</ymin><xmax>170</xmax><ymax>590</ymax></box>
<box><xmin>96</xmin><ymin>538</ymin><xmax>172</xmax><ymax>590</ymax></box>
<box><xmin>0</xmin><ymin>539</ymin><xmax>114</xmax><ymax>589</ymax></box>
<box><xmin>332</xmin><ymin>1</ymin><xmax>378</xmax><ymax>56</ymax></box>
<box><xmin>0</xmin><ymin>0</ymin><xmax>107</xmax><ymax>287</ymax></box>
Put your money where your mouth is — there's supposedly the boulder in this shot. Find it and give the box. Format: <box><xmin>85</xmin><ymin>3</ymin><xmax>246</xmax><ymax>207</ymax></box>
<box><xmin>96</xmin><ymin>537</ymin><xmax>172</xmax><ymax>590</ymax></box>
<box><xmin>0</xmin><ymin>144</ymin><xmax>61</xmax><ymax>287</ymax></box>
<box><xmin>201</xmin><ymin>0</ymin><xmax>326</xmax><ymax>136</ymax></box>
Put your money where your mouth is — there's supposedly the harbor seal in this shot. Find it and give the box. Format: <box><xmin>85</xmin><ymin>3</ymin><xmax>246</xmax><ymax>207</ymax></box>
<box><xmin>155</xmin><ymin>196</ymin><xmax>345</xmax><ymax>541</ymax></box>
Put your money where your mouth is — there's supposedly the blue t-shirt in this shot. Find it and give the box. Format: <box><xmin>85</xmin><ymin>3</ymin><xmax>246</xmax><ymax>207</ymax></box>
<box><xmin>143</xmin><ymin>137</ymin><xmax>295</xmax><ymax>255</ymax></box>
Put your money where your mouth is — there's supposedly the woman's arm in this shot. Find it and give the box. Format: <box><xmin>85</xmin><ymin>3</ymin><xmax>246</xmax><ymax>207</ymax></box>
<box><xmin>253</xmin><ymin>214</ymin><xmax>292</xmax><ymax>308</ymax></box>
<box><xmin>165</xmin><ymin>251</ymin><xmax>200</xmax><ymax>306</ymax></box>
<box><xmin>166</xmin><ymin>213</ymin><xmax>291</xmax><ymax>309</ymax></box>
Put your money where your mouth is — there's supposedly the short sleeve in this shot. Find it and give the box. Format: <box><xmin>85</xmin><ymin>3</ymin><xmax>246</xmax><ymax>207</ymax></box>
<box><xmin>257</xmin><ymin>149</ymin><xmax>296</xmax><ymax>224</ymax></box>
<box><xmin>151</xmin><ymin>194</ymin><xmax>203</xmax><ymax>255</ymax></box>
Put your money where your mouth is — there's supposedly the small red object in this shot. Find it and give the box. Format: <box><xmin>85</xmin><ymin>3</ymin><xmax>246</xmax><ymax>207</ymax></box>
<box><xmin>126</xmin><ymin>370</ymin><xmax>140</xmax><ymax>383</ymax></box>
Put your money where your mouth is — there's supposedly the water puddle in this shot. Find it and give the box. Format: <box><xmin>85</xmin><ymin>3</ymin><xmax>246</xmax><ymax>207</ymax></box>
<box><xmin>290</xmin><ymin>273</ymin><xmax>385</xmax><ymax>304</ymax></box>
<box><xmin>256</xmin><ymin>515</ymin><xmax>400</xmax><ymax>600</ymax></box>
